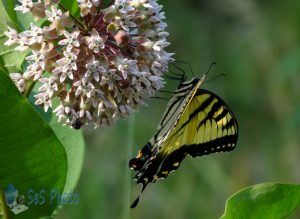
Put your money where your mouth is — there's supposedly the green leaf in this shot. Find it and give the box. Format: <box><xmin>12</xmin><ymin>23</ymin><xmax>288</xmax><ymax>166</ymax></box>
<box><xmin>60</xmin><ymin>0</ymin><xmax>80</xmax><ymax>17</ymax></box>
<box><xmin>28</xmin><ymin>82</ymin><xmax>85</xmax><ymax>217</ymax></box>
<box><xmin>29</xmin><ymin>82</ymin><xmax>85</xmax><ymax>196</ymax></box>
<box><xmin>0</xmin><ymin>38</ymin><xmax>28</xmax><ymax>73</ymax></box>
<box><xmin>0</xmin><ymin>0</ymin><xmax>29</xmax><ymax>73</ymax></box>
<box><xmin>49</xmin><ymin>119</ymin><xmax>84</xmax><ymax>193</ymax></box>
<box><xmin>1</xmin><ymin>0</ymin><xmax>17</xmax><ymax>28</ymax></box>
<box><xmin>0</xmin><ymin>71</ymin><xmax>68</xmax><ymax>218</ymax></box>
<box><xmin>48</xmin><ymin>113</ymin><xmax>85</xmax><ymax>217</ymax></box>
<box><xmin>220</xmin><ymin>183</ymin><xmax>300</xmax><ymax>219</ymax></box>
<box><xmin>2</xmin><ymin>0</ymin><xmax>35</xmax><ymax>30</ymax></box>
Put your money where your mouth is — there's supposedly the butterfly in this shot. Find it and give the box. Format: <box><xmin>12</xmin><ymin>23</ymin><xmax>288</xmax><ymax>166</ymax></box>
<box><xmin>129</xmin><ymin>71</ymin><xmax>238</xmax><ymax>208</ymax></box>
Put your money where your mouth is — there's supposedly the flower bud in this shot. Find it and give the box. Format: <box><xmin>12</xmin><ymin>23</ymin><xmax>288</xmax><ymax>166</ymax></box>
<box><xmin>114</xmin><ymin>30</ymin><xmax>129</xmax><ymax>47</ymax></box>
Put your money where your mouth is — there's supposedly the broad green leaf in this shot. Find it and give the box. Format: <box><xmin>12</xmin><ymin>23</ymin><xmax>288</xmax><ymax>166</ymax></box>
<box><xmin>49</xmin><ymin>119</ymin><xmax>85</xmax><ymax>217</ymax></box>
<box><xmin>1</xmin><ymin>0</ymin><xmax>17</xmax><ymax>29</ymax></box>
<box><xmin>28</xmin><ymin>82</ymin><xmax>85</xmax><ymax>217</ymax></box>
<box><xmin>49</xmin><ymin>119</ymin><xmax>84</xmax><ymax>195</ymax></box>
<box><xmin>0</xmin><ymin>1</ymin><xmax>85</xmax><ymax>216</ymax></box>
<box><xmin>0</xmin><ymin>72</ymin><xmax>68</xmax><ymax>218</ymax></box>
<box><xmin>0</xmin><ymin>36</ymin><xmax>28</xmax><ymax>73</ymax></box>
<box><xmin>220</xmin><ymin>183</ymin><xmax>300</xmax><ymax>219</ymax></box>
<box><xmin>1</xmin><ymin>0</ymin><xmax>17</xmax><ymax>26</ymax></box>
<box><xmin>29</xmin><ymin>82</ymin><xmax>85</xmax><ymax>195</ymax></box>
<box><xmin>2</xmin><ymin>0</ymin><xmax>34</xmax><ymax>30</ymax></box>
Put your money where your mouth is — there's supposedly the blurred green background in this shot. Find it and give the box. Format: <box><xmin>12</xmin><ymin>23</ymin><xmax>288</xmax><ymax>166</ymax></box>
<box><xmin>57</xmin><ymin>0</ymin><xmax>300</xmax><ymax>218</ymax></box>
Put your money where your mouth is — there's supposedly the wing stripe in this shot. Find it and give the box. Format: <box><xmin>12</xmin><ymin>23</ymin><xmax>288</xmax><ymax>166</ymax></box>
<box><xmin>172</xmin><ymin>95</ymin><xmax>215</xmax><ymax>136</ymax></box>
<box><xmin>196</xmin><ymin>100</ymin><xmax>224</xmax><ymax>130</ymax></box>
<box><xmin>154</xmin><ymin>94</ymin><xmax>186</xmax><ymax>141</ymax></box>
<box><xmin>155</xmin><ymin>134</ymin><xmax>238</xmax><ymax>178</ymax></box>
<box><xmin>159</xmin><ymin>79</ymin><xmax>200</xmax><ymax>128</ymax></box>
<box><xmin>175</xmin><ymin>83</ymin><xmax>195</xmax><ymax>94</ymax></box>
<box><xmin>215</xmin><ymin>108</ymin><xmax>228</xmax><ymax>122</ymax></box>
<box><xmin>187</xmin><ymin>134</ymin><xmax>237</xmax><ymax>157</ymax></box>
<box><xmin>222</xmin><ymin>117</ymin><xmax>236</xmax><ymax>130</ymax></box>
<box><xmin>158</xmin><ymin>91</ymin><xmax>187</xmax><ymax>127</ymax></box>
<box><xmin>190</xmin><ymin>95</ymin><xmax>215</xmax><ymax>120</ymax></box>
<box><xmin>155</xmin><ymin>80</ymin><xmax>200</xmax><ymax>142</ymax></box>
<box><xmin>206</xmin><ymin>98</ymin><xmax>223</xmax><ymax>118</ymax></box>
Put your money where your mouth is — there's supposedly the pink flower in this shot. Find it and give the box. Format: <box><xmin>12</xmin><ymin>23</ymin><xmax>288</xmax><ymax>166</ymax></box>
<box><xmin>5</xmin><ymin>0</ymin><xmax>173</xmax><ymax>129</ymax></box>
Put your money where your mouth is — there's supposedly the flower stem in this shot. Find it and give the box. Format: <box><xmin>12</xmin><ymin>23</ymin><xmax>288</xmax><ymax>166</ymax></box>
<box><xmin>0</xmin><ymin>187</ymin><xmax>10</xmax><ymax>219</ymax></box>
<box><xmin>58</xmin><ymin>3</ymin><xmax>87</xmax><ymax>31</ymax></box>
<box><xmin>24</xmin><ymin>81</ymin><xmax>35</xmax><ymax>98</ymax></box>
<box><xmin>121</xmin><ymin>114</ymin><xmax>135</xmax><ymax>219</ymax></box>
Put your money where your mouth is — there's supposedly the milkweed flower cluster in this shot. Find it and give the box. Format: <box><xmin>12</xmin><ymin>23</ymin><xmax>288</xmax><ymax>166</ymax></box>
<box><xmin>5</xmin><ymin>0</ymin><xmax>173</xmax><ymax>128</ymax></box>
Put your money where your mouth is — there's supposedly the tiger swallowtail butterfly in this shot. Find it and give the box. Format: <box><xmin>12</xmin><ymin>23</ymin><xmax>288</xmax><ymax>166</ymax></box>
<box><xmin>129</xmin><ymin>73</ymin><xmax>238</xmax><ymax>208</ymax></box>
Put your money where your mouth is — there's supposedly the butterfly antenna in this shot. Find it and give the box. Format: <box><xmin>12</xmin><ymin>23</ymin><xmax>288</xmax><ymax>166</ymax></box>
<box><xmin>150</xmin><ymin>96</ymin><xmax>169</xmax><ymax>100</ymax></box>
<box><xmin>174</xmin><ymin>60</ymin><xmax>195</xmax><ymax>77</ymax></box>
<box><xmin>157</xmin><ymin>90</ymin><xmax>174</xmax><ymax>94</ymax></box>
<box><xmin>162</xmin><ymin>72</ymin><xmax>183</xmax><ymax>81</ymax></box>
<box><xmin>170</xmin><ymin>63</ymin><xmax>185</xmax><ymax>75</ymax></box>
<box><xmin>205</xmin><ymin>73</ymin><xmax>227</xmax><ymax>83</ymax></box>
<box><xmin>205</xmin><ymin>62</ymin><xmax>217</xmax><ymax>76</ymax></box>
<box><xmin>170</xmin><ymin>62</ymin><xmax>186</xmax><ymax>82</ymax></box>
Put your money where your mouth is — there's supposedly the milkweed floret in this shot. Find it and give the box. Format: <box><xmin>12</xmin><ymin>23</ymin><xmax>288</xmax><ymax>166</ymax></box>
<box><xmin>5</xmin><ymin>0</ymin><xmax>173</xmax><ymax>129</ymax></box>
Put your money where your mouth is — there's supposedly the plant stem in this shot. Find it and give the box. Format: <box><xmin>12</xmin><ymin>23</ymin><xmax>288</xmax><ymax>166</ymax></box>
<box><xmin>24</xmin><ymin>81</ymin><xmax>35</xmax><ymax>98</ymax></box>
<box><xmin>121</xmin><ymin>114</ymin><xmax>135</xmax><ymax>219</ymax></box>
<box><xmin>0</xmin><ymin>187</ymin><xmax>10</xmax><ymax>219</ymax></box>
<box><xmin>58</xmin><ymin>4</ymin><xmax>87</xmax><ymax>31</ymax></box>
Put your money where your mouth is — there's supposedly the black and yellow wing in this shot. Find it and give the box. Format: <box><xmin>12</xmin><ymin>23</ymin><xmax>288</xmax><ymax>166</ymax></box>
<box><xmin>129</xmin><ymin>76</ymin><xmax>238</xmax><ymax>208</ymax></box>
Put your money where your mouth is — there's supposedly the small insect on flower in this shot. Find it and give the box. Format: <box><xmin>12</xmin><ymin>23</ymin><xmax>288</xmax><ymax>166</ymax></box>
<box><xmin>72</xmin><ymin>118</ymin><xmax>84</xmax><ymax>130</ymax></box>
<box><xmin>5</xmin><ymin>0</ymin><xmax>173</xmax><ymax>128</ymax></box>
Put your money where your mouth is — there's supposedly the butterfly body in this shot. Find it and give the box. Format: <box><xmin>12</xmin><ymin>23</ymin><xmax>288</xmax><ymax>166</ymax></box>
<box><xmin>129</xmin><ymin>75</ymin><xmax>238</xmax><ymax>207</ymax></box>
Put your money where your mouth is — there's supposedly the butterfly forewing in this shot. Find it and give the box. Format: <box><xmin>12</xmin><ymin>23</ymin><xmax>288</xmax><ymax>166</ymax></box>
<box><xmin>153</xmin><ymin>78</ymin><xmax>200</xmax><ymax>145</ymax></box>
<box><xmin>155</xmin><ymin>89</ymin><xmax>238</xmax><ymax>178</ymax></box>
<box><xmin>129</xmin><ymin>78</ymin><xmax>200</xmax><ymax>172</ymax></box>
